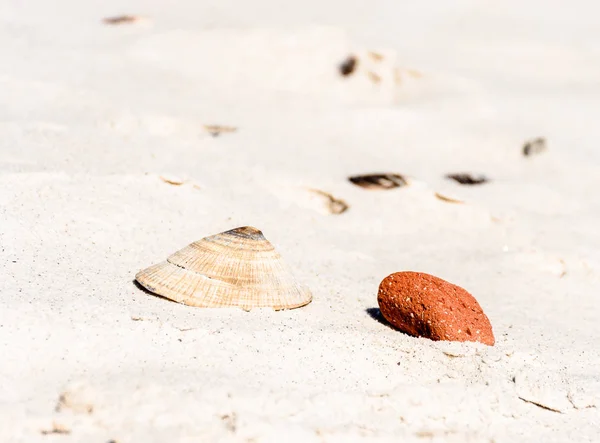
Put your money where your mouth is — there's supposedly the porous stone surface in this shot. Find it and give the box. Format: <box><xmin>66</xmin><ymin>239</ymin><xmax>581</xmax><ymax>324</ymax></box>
<box><xmin>377</xmin><ymin>271</ymin><xmax>495</xmax><ymax>345</ymax></box>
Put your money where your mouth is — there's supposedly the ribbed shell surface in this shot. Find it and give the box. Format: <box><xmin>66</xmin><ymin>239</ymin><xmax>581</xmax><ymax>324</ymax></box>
<box><xmin>135</xmin><ymin>226</ymin><xmax>312</xmax><ymax>310</ymax></box>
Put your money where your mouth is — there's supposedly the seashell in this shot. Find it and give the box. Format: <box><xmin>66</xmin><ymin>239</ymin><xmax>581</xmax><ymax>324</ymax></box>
<box><xmin>523</xmin><ymin>137</ymin><xmax>547</xmax><ymax>157</ymax></box>
<box><xmin>135</xmin><ymin>226</ymin><xmax>312</xmax><ymax>311</ymax></box>
<box><xmin>339</xmin><ymin>55</ymin><xmax>358</xmax><ymax>77</ymax></box>
<box><xmin>158</xmin><ymin>175</ymin><xmax>201</xmax><ymax>189</ymax></box>
<box><xmin>159</xmin><ymin>175</ymin><xmax>186</xmax><ymax>186</ymax></box>
<box><xmin>434</xmin><ymin>191</ymin><xmax>464</xmax><ymax>204</ymax></box>
<box><xmin>348</xmin><ymin>173</ymin><xmax>408</xmax><ymax>190</ymax></box>
<box><xmin>445</xmin><ymin>173</ymin><xmax>488</xmax><ymax>185</ymax></box>
<box><xmin>307</xmin><ymin>188</ymin><xmax>349</xmax><ymax>215</ymax></box>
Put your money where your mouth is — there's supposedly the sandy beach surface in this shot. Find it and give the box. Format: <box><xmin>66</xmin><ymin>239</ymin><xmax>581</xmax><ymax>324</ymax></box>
<box><xmin>1</xmin><ymin>0</ymin><xmax>600</xmax><ymax>441</ymax></box>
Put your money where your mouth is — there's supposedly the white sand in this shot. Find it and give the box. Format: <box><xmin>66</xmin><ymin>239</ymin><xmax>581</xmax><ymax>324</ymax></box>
<box><xmin>1</xmin><ymin>0</ymin><xmax>600</xmax><ymax>441</ymax></box>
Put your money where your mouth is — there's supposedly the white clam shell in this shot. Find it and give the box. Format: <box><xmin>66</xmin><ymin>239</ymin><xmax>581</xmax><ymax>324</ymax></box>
<box><xmin>135</xmin><ymin>226</ymin><xmax>312</xmax><ymax>311</ymax></box>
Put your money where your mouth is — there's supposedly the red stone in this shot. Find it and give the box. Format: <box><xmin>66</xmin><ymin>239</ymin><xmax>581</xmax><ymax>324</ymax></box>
<box><xmin>377</xmin><ymin>272</ymin><xmax>495</xmax><ymax>345</ymax></box>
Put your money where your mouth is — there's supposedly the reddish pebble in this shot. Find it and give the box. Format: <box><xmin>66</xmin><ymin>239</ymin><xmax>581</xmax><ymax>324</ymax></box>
<box><xmin>377</xmin><ymin>271</ymin><xmax>495</xmax><ymax>345</ymax></box>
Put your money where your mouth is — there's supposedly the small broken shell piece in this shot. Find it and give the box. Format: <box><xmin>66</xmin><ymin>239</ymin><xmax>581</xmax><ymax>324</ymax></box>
<box><xmin>102</xmin><ymin>15</ymin><xmax>147</xmax><ymax>25</ymax></box>
<box><xmin>339</xmin><ymin>55</ymin><xmax>358</xmax><ymax>77</ymax></box>
<box><xmin>204</xmin><ymin>125</ymin><xmax>237</xmax><ymax>137</ymax></box>
<box><xmin>367</xmin><ymin>51</ymin><xmax>384</xmax><ymax>62</ymax></box>
<box><xmin>523</xmin><ymin>137</ymin><xmax>547</xmax><ymax>157</ymax></box>
<box><xmin>434</xmin><ymin>191</ymin><xmax>464</xmax><ymax>204</ymax></box>
<box><xmin>348</xmin><ymin>173</ymin><xmax>408</xmax><ymax>190</ymax></box>
<box><xmin>445</xmin><ymin>173</ymin><xmax>488</xmax><ymax>185</ymax></box>
<box><xmin>158</xmin><ymin>175</ymin><xmax>201</xmax><ymax>189</ymax></box>
<box><xmin>159</xmin><ymin>175</ymin><xmax>186</xmax><ymax>186</ymax></box>
<box><xmin>135</xmin><ymin>226</ymin><xmax>312</xmax><ymax>311</ymax></box>
<box><xmin>339</xmin><ymin>51</ymin><xmax>422</xmax><ymax>89</ymax></box>
<box><xmin>307</xmin><ymin>189</ymin><xmax>349</xmax><ymax>215</ymax></box>
<box><xmin>41</xmin><ymin>422</ymin><xmax>71</xmax><ymax>435</ymax></box>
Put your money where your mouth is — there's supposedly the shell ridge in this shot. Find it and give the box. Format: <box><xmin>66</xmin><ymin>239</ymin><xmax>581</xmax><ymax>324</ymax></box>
<box><xmin>166</xmin><ymin>257</ymin><xmax>239</xmax><ymax>289</ymax></box>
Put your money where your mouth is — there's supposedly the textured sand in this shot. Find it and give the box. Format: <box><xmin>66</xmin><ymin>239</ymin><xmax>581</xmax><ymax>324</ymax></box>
<box><xmin>1</xmin><ymin>1</ymin><xmax>600</xmax><ymax>442</ymax></box>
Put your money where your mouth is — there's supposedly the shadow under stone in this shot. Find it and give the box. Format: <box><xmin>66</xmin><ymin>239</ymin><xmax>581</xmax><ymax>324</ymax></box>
<box><xmin>365</xmin><ymin>307</ymin><xmax>396</xmax><ymax>330</ymax></box>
